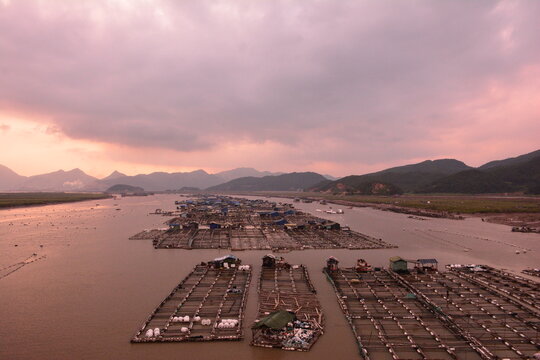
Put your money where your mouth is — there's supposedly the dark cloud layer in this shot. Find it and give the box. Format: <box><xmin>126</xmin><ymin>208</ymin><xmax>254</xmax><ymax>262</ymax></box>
<box><xmin>1</xmin><ymin>0</ymin><xmax>539</xmax><ymax>169</ymax></box>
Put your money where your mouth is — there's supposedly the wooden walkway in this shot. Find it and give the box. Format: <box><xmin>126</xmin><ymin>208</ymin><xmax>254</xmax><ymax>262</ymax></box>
<box><xmin>131</xmin><ymin>264</ymin><xmax>251</xmax><ymax>343</ymax></box>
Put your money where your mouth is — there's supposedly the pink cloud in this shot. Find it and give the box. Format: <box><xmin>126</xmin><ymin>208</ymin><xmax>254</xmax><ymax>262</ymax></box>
<box><xmin>0</xmin><ymin>1</ymin><xmax>539</xmax><ymax>176</ymax></box>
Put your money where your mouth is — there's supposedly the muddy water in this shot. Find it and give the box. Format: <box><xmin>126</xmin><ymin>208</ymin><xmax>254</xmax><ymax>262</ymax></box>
<box><xmin>1</xmin><ymin>194</ymin><xmax>538</xmax><ymax>360</ymax></box>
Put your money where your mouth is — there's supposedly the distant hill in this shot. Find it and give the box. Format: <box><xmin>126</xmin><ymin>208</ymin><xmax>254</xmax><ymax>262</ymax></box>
<box><xmin>420</xmin><ymin>156</ymin><xmax>540</xmax><ymax>194</ymax></box>
<box><xmin>479</xmin><ymin>149</ymin><xmax>540</xmax><ymax>170</ymax></box>
<box><xmin>20</xmin><ymin>168</ymin><xmax>98</xmax><ymax>191</ymax></box>
<box><xmin>312</xmin><ymin>159</ymin><xmax>471</xmax><ymax>193</ymax></box>
<box><xmin>377</xmin><ymin>159</ymin><xmax>472</xmax><ymax>175</ymax></box>
<box><xmin>98</xmin><ymin>169</ymin><xmax>224</xmax><ymax>191</ymax></box>
<box><xmin>0</xmin><ymin>165</ymin><xmax>100</xmax><ymax>191</ymax></box>
<box><xmin>0</xmin><ymin>165</ymin><xmax>27</xmax><ymax>191</ymax></box>
<box><xmin>106</xmin><ymin>184</ymin><xmax>145</xmax><ymax>194</ymax></box>
<box><xmin>215</xmin><ymin>167</ymin><xmax>283</xmax><ymax>182</ymax></box>
<box><xmin>207</xmin><ymin>172</ymin><xmax>328</xmax><ymax>192</ymax></box>
<box><xmin>333</xmin><ymin>181</ymin><xmax>404</xmax><ymax>195</ymax></box>
<box><xmin>101</xmin><ymin>170</ymin><xmax>127</xmax><ymax>181</ymax></box>
<box><xmin>178</xmin><ymin>186</ymin><xmax>201</xmax><ymax>192</ymax></box>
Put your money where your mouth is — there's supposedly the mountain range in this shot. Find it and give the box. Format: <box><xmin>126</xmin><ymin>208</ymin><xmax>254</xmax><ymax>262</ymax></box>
<box><xmin>207</xmin><ymin>172</ymin><xmax>328</xmax><ymax>192</ymax></box>
<box><xmin>1</xmin><ymin>149</ymin><xmax>538</xmax><ymax>194</ymax></box>
<box><xmin>419</xmin><ymin>155</ymin><xmax>540</xmax><ymax>194</ymax></box>
<box><xmin>310</xmin><ymin>149</ymin><xmax>540</xmax><ymax>195</ymax></box>
<box><xmin>0</xmin><ymin>167</ymin><xmax>308</xmax><ymax>192</ymax></box>
<box><xmin>310</xmin><ymin>159</ymin><xmax>472</xmax><ymax>193</ymax></box>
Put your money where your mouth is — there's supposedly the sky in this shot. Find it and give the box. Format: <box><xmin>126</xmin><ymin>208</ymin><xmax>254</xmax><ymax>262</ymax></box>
<box><xmin>1</xmin><ymin>0</ymin><xmax>539</xmax><ymax>178</ymax></box>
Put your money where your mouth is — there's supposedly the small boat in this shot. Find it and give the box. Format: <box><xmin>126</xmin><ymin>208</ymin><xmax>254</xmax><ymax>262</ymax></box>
<box><xmin>356</xmin><ymin>259</ymin><xmax>372</xmax><ymax>272</ymax></box>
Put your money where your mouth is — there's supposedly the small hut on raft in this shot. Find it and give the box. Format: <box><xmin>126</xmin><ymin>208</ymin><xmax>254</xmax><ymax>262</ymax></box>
<box><xmin>209</xmin><ymin>254</ymin><xmax>240</xmax><ymax>269</ymax></box>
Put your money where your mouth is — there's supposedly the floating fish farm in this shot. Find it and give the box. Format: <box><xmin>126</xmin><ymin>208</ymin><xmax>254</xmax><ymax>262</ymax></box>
<box><xmin>324</xmin><ymin>259</ymin><xmax>540</xmax><ymax>360</ymax></box>
<box><xmin>126</xmin><ymin>195</ymin><xmax>540</xmax><ymax>358</ymax></box>
<box><xmin>131</xmin><ymin>256</ymin><xmax>251</xmax><ymax>343</ymax></box>
<box><xmin>251</xmin><ymin>255</ymin><xmax>324</xmax><ymax>351</ymax></box>
<box><xmin>130</xmin><ymin>195</ymin><xmax>395</xmax><ymax>251</ymax></box>
<box><xmin>448</xmin><ymin>264</ymin><xmax>540</xmax><ymax>313</ymax></box>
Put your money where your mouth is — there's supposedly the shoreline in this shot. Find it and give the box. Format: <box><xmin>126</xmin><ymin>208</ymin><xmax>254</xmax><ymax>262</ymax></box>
<box><xmin>0</xmin><ymin>192</ymin><xmax>111</xmax><ymax>210</ymax></box>
<box><xmin>227</xmin><ymin>191</ymin><xmax>540</xmax><ymax>228</ymax></box>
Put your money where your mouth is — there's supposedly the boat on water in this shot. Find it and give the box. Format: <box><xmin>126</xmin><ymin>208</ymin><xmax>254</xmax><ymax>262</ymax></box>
<box><xmin>355</xmin><ymin>259</ymin><xmax>372</xmax><ymax>272</ymax></box>
<box><xmin>325</xmin><ymin>209</ymin><xmax>344</xmax><ymax>214</ymax></box>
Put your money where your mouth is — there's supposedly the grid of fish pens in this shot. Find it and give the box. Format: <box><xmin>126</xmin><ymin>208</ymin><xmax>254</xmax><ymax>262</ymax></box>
<box><xmin>132</xmin><ymin>263</ymin><xmax>251</xmax><ymax>343</ymax></box>
<box><xmin>131</xmin><ymin>196</ymin><xmax>397</xmax><ymax>251</ymax></box>
<box><xmin>395</xmin><ymin>269</ymin><xmax>540</xmax><ymax>359</ymax></box>
<box><xmin>252</xmin><ymin>257</ymin><xmax>324</xmax><ymax>351</ymax></box>
<box><xmin>262</xmin><ymin>229</ymin><xmax>301</xmax><ymax>251</ymax></box>
<box><xmin>230</xmin><ymin>228</ymin><xmax>270</xmax><ymax>251</ymax></box>
<box><xmin>324</xmin><ymin>267</ymin><xmax>490</xmax><ymax>360</ymax></box>
<box><xmin>130</xmin><ymin>229</ymin><xmax>164</xmax><ymax>240</ymax></box>
<box><xmin>286</xmin><ymin>228</ymin><xmax>339</xmax><ymax>248</ymax></box>
<box><xmin>449</xmin><ymin>265</ymin><xmax>540</xmax><ymax>313</ymax></box>
<box><xmin>137</xmin><ymin>227</ymin><xmax>397</xmax><ymax>250</ymax></box>
<box><xmin>154</xmin><ymin>228</ymin><xmax>195</xmax><ymax>248</ymax></box>
<box><xmin>311</xmin><ymin>229</ymin><xmax>396</xmax><ymax>249</ymax></box>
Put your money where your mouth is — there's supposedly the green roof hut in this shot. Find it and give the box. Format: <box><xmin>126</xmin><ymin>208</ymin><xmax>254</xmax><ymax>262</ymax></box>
<box><xmin>389</xmin><ymin>256</ymin><xmax>408</xmax><ymax>273</ymax></box>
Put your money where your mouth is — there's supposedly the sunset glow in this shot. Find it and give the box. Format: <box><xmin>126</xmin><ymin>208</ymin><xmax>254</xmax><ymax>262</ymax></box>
<box><xmin>1</xmin><ymin>0</ymin><xmax>539</xmax><ymax>178</ymax></box>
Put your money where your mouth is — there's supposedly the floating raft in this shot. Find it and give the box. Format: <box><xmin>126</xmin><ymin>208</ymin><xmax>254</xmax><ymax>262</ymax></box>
<box><xmin>131</xmin><ymin>263</ymin><xmax>251</xmax><ymax>343</ymax></box>
<box><xmin>325</xmin><ymin>264</ymin><xmax>540</xmax><ymax>359</ymax></box>
<box><xmin>130</xmin><ymin>195</ymin><xmax>396</xmax><ymax>251</ymax></box>
<box><xmin>449</xmin><ymin>265</ymin><xmax>540</xmax><ymax>313</ymax></box>
<box><xmin>398</xmin><ymin>270</ymin><xmax>540</xmax><ymax>359</ymax></box>
<box><xmin>252</xmin><ymin>258</ymin><xmax>323</xmax><ymax>351</ymax></box>
<box><xmin>131</xmin><ymin>227</ymin><xmax>394</xmax><ymax>251</ymax></box>
<box><xmin>325</xmin><ymin>267</ymin><xmax>489</xmax><ymax>359</ymax></box>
